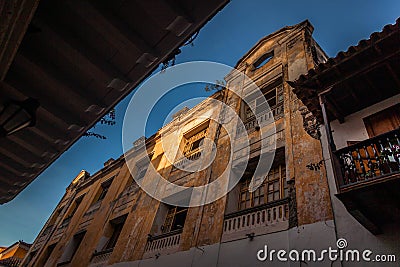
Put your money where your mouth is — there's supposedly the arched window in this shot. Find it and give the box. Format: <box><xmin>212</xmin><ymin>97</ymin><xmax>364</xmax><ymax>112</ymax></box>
<box><xmin>253</xmin><ymin>51</ymin><xmax>274</xmax><ymax>69</ymax></box>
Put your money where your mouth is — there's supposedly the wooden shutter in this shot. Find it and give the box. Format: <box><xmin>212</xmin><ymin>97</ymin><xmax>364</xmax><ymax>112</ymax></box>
<box><xmin>363</xmin><ymin>104</ymin><xmax>400</xmax><ymax>137</ymax></box>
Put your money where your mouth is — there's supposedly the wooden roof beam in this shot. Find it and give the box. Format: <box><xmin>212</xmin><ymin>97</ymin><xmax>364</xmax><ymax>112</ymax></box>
<box><xmin>14</xmin><ymin>54</ymin><xmax>107</xmax><ymax>112</ymax></box>
<box><xmin>4</xmin><ymin>71</ymin><xmax>88</xmax><ymax>127</ymax></box>
<box><xmin>325</xmin><ymin>96</ymin><xmax>345</xmax><ymax>123</ymax></box>
<box><xmin>386</xmin><ymin>63</ymin><xmax>400</xmax><ymax>89</ymax></box>
<box><xmin>32</xmin><ymin>18</ymin><xmax>128</xmax><ymax>86</ymax></box>
<box><xmin>69</xmin><ymin>0</ymin><xmax>159</xmax><ymax>60</ymax></box>
<box><xmin>299</xmin><ymin>49</ymin><xmax>400</xmax><ymax>90</ymax></box>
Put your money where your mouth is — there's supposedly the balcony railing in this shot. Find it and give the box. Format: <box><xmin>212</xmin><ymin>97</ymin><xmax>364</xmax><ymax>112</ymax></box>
<box><xmin>143</xmin><ymin>229</ymin><xmax>182</xmax><ymax>258</ymax></box>
<box><xmin>334</xmin><ymin>128</ymin><xmax>400</xmax><ymax>189</ymax></box>
<box><xmin>89</xmin><ymin>249</ymin><xmax>113</xmax><ymax>267</ymax></box>
<box><xmin>237</xmin><ymin>103</ymin><xmax>284</xmax><ymax>135</ymax></box>
<box><xmin>221</xmin><ymin>198</ymin><xmax>289</xmax><ymax>242</ymax></box>
<box><xmin>172</xmin><ymin>148</ymin><xmax>203</xmax><ymax>172</ymax></box>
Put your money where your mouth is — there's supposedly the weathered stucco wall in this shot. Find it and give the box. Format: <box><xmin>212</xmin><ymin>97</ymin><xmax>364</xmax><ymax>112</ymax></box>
<box><xmin>23</xmin><ymin>21</ymin><xmax>343</xmax><ymax>267</ymax></box>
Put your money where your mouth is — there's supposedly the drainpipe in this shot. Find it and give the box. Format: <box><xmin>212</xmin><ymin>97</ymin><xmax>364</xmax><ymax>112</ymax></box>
<box><xmin>319</xmin><ymin>93</ymin><xmax>336</xmax><ymax>151</ymax></box>
<box><xmin>318</xmin><ymin>90</ymin><xmax>344</xmax><ymax>267</ymax></box>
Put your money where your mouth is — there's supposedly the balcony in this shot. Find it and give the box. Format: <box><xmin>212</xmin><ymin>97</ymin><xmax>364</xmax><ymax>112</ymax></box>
<box><xmin>221</xmin><ymin>198</ymin><xmax>289</xmax><ymax>242</ymax></box>
<box><xmin>89</xmin><ymin>249</ymin><xmax>113</xmax><ymax>267</ymax></box>
<box><xmin>236</xmin><ymin>103</ymin><xmax>284</xmax><ymax>135</ymax></box>
<box><xmin>171</xmin><ymin>148</ymin><xmax>203</xmax><ymax>172</ymax></box>
<box><xmin>333</xmin><ymin>128</ymin><xmax>400</xmax><ymax>234</ymax></box>
<box><xmin>335</xmin><ymin>128</ymin><xmax>400</xmax><ymax>189</ymax></box>
<box><xmin>143</xmin><ymin>229</ymin><xmax>182</xmax><ymax>259</ymax></box>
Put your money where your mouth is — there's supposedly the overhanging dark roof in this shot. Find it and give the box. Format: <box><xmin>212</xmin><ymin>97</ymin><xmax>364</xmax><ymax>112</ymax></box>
<box><xmin>0</xmin><ymin>0</ymin><xmax>229</xmax><ymax>204</ymax></box>
<box><xmin>289</xmin><ymin>17</ymin><xmax>400</xmax><ymax>123</ymax></box>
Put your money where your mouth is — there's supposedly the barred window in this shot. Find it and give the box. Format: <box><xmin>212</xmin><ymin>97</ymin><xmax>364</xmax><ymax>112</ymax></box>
<box><xmin>239</xmin><ymin>164</ymin><xmax>287</xmax><ymax>210</ymax></box>
<box><xmin>242</xmin><ymin>83</ymin><xmax>284</xmax><ymax>124</ymax></box>
<box><xmin>162</xmin><ymin>206</ymin><xmax>188</xmax><ymax>233</ymax></box>
<box><xmin>183</xmin><ymin>128</ymin><xmax>208</xmax><ymax>157</ymax></box>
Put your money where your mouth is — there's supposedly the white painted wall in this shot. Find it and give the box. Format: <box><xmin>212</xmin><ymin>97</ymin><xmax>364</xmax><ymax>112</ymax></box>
<box><xmin>320</xmin><ymin>127</ymin><xmax>400</xmax><ymax>267</ymax></box>
<box><xmin>331</xmin><ymin>94</ymin><xmax>400</xmax><ymax>150</ymax></box>
<box><xmin>109</xmin><ymin>220</ymin><xmax>340</xmax><ymax>267</ymax></box>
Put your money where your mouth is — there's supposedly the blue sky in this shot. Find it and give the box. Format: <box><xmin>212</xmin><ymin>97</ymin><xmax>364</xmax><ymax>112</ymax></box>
<box><xmin>0</xmin><ymin>0</ymin><xmax>399</xmax><ymax>246</ymax></box>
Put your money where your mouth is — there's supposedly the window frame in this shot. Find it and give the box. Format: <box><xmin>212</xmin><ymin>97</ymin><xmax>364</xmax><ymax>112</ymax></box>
<box><xmin>104</xmin><ymin>217</ymin><xmax>126</xmax><ymax>250</ymax></box>
<box><xmin>161</xmin><ymin>206</ymin><xmax>188</xmax><ymax>233</ymax></box>
<box><xmin>93</xmin><ymin>177</ymin><xmax>114</xmax><ymax>204</ymax></box>
<box><xmin>238</xmin><ymin>164</ymin><xmax>287</xmax><ymax>210</ymax></box>
<box><xmin>253</xmin><ymin>50</ymin><xmax>274</xmax><ymax>70</ymax></box>
<box><xmin>242</xmin><ymin>83</ymin><xmax>284</xmax><ymax>122</ymax></box>
<box><xmin>183</xmin><ymin>128</ymin><xmax>208</xmax><ymax>157</ymax></box>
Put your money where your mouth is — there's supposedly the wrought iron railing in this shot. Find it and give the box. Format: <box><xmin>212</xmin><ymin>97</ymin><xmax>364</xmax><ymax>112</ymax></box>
<box><xmin>334</xmin><ymin>128</ymin><xmax>400</xmax><ymax>188</ymax></box>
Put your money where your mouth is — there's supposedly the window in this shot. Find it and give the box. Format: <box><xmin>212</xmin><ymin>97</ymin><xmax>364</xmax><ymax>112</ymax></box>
<box><xmin>125</xmin><ymin>175</ymin><xmax>134</xmax><ymax>188</ymax></box>
<box><xmin>191</xmin><ymin>137</ymin><xmax>204</xmax><ymax>151</ymax></box>
<box><xmin>239</xmin><ymin>164</ymin><xmax>287</xmax><ymax>210</ymax></box>
<box><xmin>134</xmin><ymin>155</ymin><xmax>153</xmax><ymax>181</ymax></box>
<box><xmin>183</xmin><ymin>128</ymin><xmax>207</xmax><ymax>157</ymax></box>
<box><xmin>253</xmin><ymin>51</ymin><xmax>274</xmax><ymax>69</ymax></box>
<box><xmin>69</xmin><ymin>232</ymin><xmax>85</xmax><ymax>262</ymax></box>
<box><xmin>93</xmin><ymin>178</ymin><xmax>113</xmax><ymax>203</ymax></box>
<box><xmin>66</xmin><ymin>194</ymin><xmax>84</xmax><ymax>219</ymax></box>
<box><xmin>104</xmin><ymin>216</ymin><xmax>127</xmax><ymax>250</ymax></box>
<box><xmin>135</xmin><ymin>164</ymin><xmax>148</xmax><ymax>180</ymax></box>
<box><xmin>243</xmin><ymin>82</ymin><xmax>284</xmax><ymax>122</ymax></box>
<box><xmin>24</xmin><ymin>250</ymin><xmax>37</xmax><ymax>266</ymax></box>
<box><xmin>57</xmin><ymin>231</ymin><xmax>85</xmax><ymax>265</ymax></box>
<box><xmin>42</xmin><ymin>243</ymin><xmax>56</xmax><ymax>266</ymax></box>
<box><xmin>257</xmin><ymin>85</ymin><xmax>283</xmax><ymax>115</ymax></box>
<box><xmin>172</xmin><ymin>122</ymin><xmax>209</xmax><ymax>171</ymax></box>
<box><xmin>363</xmin><ymin>104</ymin><xmax>400</xmax><ymax>138</ymax></box>
<box><xmin>97</xmin><ymin>186</ymin><xmax>109</xmax><ymax>202</ymax></box>
<box><xmin>48</xmin><ymin>206</ymin><xmax>63</xmax><ymax>226</ymax></box>
<box><xmin>161</xmin><ymin>206</ymin><xmax>188</xmax><ymax>233</ymax></box>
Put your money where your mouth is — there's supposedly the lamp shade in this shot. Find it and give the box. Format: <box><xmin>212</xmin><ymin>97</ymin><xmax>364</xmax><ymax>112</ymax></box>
<box><xmin>0</xmin><ymin>98</ymin><xmax>40</xmax><ymax>137</ymax></box>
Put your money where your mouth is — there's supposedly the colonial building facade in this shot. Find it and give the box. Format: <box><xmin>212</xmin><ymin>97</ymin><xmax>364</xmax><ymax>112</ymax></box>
<box><xmin>22</xmin><ymin>20</ymin><xmax>399</xmax><ymax>267</ymax></box>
